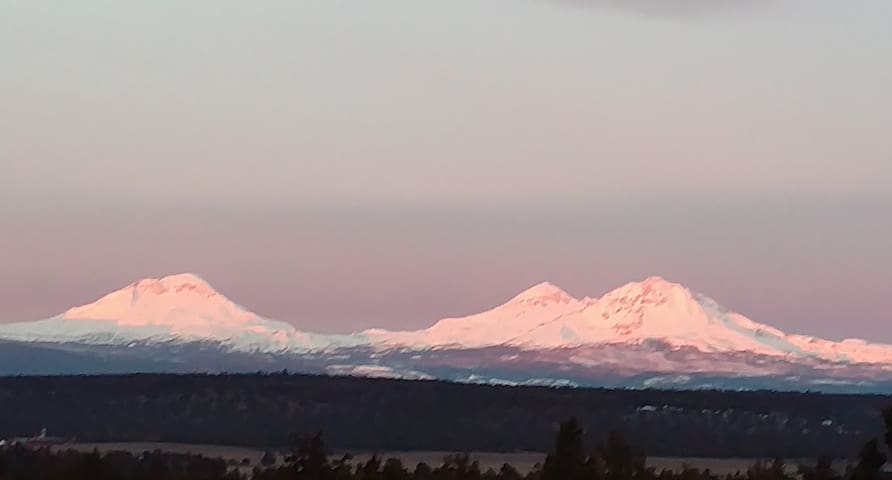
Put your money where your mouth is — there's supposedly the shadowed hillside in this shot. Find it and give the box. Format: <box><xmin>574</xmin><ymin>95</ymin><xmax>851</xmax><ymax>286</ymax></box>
<box><xmin>0</xmin><ymin>374</ymin><xmax>890</xmax><ymax>458</ymax></box>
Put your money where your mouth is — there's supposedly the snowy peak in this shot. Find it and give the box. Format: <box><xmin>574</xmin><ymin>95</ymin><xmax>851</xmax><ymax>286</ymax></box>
<box><xmin>62</xmin><ymin>273</ymin><xmax>253</xmax><ymax>329</ymax></box>
<box><xmin>131</xmin><ymin>273</ymin><xmax>218</xmax><ymax>297</ymax></box>
<box><xmin>3</xmin><ymin>274</ymin><xmax>892</xmax><ymax>368</ymax></box>
<box><xmin>597</xmin><ymin>276</ymin><xmax>695</xmax><ymax>310</ymax></box>
<box><xmin>509</xmin><ymin>282</ymin><xmax>576</xmax><ymax>306</ymax></box>
<box><xmin>610</xmin><ymin>275</ymin><xmax>692</xmax><ymax>298</ymax></box>
<box><xmin>0</xmin><ymin>273</ymin><xmax>344</xmax><ymax>352</ymax></box>
<box><xmin>370</xmin><ymin>276</ymin><xmax>875</xmax><ymax>362</ymax></box>
<box><xmin>593</xmin><ymin>277</ymin><xmax>715</xmax><ymax>334</ymax></box>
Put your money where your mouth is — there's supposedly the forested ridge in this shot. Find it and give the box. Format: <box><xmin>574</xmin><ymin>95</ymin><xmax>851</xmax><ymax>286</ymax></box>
<box><xmin>1</xmin><ymin>373</ymin><xmax>891</xmax><ymax>458</ymax></box>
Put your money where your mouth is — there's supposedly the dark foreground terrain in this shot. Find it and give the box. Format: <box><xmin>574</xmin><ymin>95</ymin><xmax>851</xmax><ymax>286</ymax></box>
<box><xmin>3</xmin><ymin>417</ymin><xmax>892</xmax><ymax>480</ymax></box>
<box><xmin>0</xmin><ymin>374</ymin><xmax>890</xmax><ymax>458</ymax></box>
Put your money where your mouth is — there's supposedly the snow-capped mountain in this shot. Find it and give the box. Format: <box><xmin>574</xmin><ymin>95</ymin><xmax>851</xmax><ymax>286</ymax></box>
<box><xmin>0</xmin><ymin>274</ymin><xmax>343</xmax><ymax>352</ymax></box>
<box><xmin>1</xmin><ymin>273</ymin><xmax>891</xmax><ymax>392</ymax></box>
<box><xmin>365</xmin><ymin>276</ymin><xmax>892</xmax><ymax>366</ymax></box>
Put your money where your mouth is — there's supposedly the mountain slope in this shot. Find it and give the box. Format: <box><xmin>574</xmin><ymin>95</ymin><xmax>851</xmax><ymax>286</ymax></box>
<box><xmin>366</xmin><ymin>276</ymin><xmax>892</xmax><ymax>366</ymax></box>
<box><xmin>0</xmin><ymin>274</ymin><xmax>341</xmax><ymax>352</ymax></box>
<box><xmin>1</xmin><ymin>273</ymin><xmax>891</xmax><ymax>390</ymax></box>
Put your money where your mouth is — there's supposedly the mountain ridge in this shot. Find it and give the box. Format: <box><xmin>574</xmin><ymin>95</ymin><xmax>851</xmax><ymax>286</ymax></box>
<box><xmin>1</xmin><ymin>273</ymin><xmax>890</xmax><ymax>391</ymax></box>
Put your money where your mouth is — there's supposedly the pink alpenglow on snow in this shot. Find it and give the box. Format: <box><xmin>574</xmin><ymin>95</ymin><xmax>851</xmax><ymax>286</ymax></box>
<box><xmin>365</xmin><ymin>276</ymin><xmax>892</xmax><ymax>366</ymax></box>
<box><xmin>63</xmin><ymin>274</ymin><xmax>257</xmax><ymax>332</ymax></box>
<box><xmin>0</xmin><ymin>274</ymin><xmax>331</xmax><ymax>351</ymax></box>
<box><xmin>1</xmin><ymin>274</ymin><xmax>892</xmax><ymax>368</ymax></box>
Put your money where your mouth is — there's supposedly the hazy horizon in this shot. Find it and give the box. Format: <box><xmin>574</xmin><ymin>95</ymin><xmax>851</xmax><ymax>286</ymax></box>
<box><xmin>3</xmin><ymin>191</ymin><xmax>890</xmax><ymax>343</ymax></box>
<box><xmin>2</xmin><ymin>1</ymin><xmax>891</xmax><ymax>342</ymax></box>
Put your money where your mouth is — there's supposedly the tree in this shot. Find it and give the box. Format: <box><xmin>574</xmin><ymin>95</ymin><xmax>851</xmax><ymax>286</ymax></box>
<box><xmin>359</xmin><ymin>456</ymin><xmax>382</xmax><ymax>480</ymax></box>
<box><xmin>499</xmin><ymin>463</ymin><xmax>523</xmax><ymax>480</ymax></box>
<box><xmin>331</xmin><ymin>454</ymin><xmax>355</xmax><ymax>480</ymax></box>
<box><xmin>382</xmin><ymin>458</ymin><xmax>408</xmax><ymax>480</ymax></box>
<box><xmin>851</xmin><ymin>439</ymin><xmax>886</xmax><ymax>480</ymax></box>
<box><xmin>291</xmin><ymin>432</ymin><xmax>330</xmax><ymax>480</ymax></box>
<box><xmin>799</xmin><ymin>456</ymin><xmax>839</xmax><ymax>480</ymax></box>
<box><xmin>261</xmin><ymin>450</ymin><xmax>277</xmax><ymax>467</ymax></box>
<box><xmin>746</xmin><ymin>458</ymin><xmax>791</xmax><ymax>480</ymax></box>
<box><xmin>441</xmin><ymin>453</ymin><xmax>482</xmax><ymax>480</ymax></box>
<box><xmin>413</xmin><ymin>462</ymin><xmax>432</xmax><ymax>480</ymax></box>
<box><xmin>595</xmin><ymin>431</ymin><xmax>646</xmax><ymax>480</ymax></box>
<box><xmin>542</xmin><ymin>418</ymin><xmax>588</xmax><ymax>480</ymax></box>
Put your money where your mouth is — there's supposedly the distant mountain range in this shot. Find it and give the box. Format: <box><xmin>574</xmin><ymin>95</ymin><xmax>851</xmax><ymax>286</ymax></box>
<box><xmin>1</xmin><ymin>273</ymin><xmax>890</xmax><ymax>393</ymax></box>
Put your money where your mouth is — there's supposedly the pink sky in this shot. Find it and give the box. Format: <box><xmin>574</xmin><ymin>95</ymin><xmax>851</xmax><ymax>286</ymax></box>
<box><xmin>1</xmin><ymin>1</ymin><xmax>891</xmax><ymax>342</ymax></box>
<box><xmin>1</xmin><ymin>195</ymin><xmax>890</xmax><ymax>342</ymax></box>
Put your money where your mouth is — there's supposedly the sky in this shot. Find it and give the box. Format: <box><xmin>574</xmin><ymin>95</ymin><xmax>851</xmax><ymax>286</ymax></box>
<box><xmin>1</xmin><ymin>0</ymin><xmax>891</xmax><ymax>342</ymax></box>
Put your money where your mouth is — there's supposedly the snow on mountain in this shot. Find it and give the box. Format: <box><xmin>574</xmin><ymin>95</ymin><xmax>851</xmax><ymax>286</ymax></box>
<box><xmin>362</xmin><ymin>281</ymin><xmax>579</xmax><ymax>348</ymax></box>
<box><xmin>2</xmin><ymin>273</ymin><xmax>891</xmax><ymax>371</ymax></box>
<box><xmin>0</xmin><ymin>274</ymin><xmax>340</xmax><ymax>352</ymax></box>
<box><xmin>366</xmin><ymin>276</ymin><xmax>892</xmax><ymax>366</ymax></box>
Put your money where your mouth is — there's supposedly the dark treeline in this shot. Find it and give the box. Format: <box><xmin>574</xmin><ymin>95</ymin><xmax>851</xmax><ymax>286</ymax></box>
<box><xmin>1</xmin><ymin>374</ymin><xmax>891</xmax><ymax>457</ymax></box>
<box><xmin>0</xmin><ymin>446</ymin><xmax>240</xmax><ymax>480</ymax></box>
<box><xmin>2</xmin><ymin>413</ymin><xmax>892</xmax><ymax>480</ymax></box>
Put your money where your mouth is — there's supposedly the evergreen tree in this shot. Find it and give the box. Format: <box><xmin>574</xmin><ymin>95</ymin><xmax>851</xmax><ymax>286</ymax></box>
<box><xmin>413</xmin><ymin>462</ymin><xmax>433</xmax><ymax>480</ymax></box>
<box><xmin>799</xmin><ymin>456</ymin><xmax>839</xmax><ymax>480</ymax></box>
<box><xmin>499</xmin><ymin>463</ymin><xmax>523</xmax><ymax>480</ymax></box>
<box><xmin>542</xmin><ymin>418</ymin><xmax>588</xmax><ymax>480</ymax></box>
<box><xmin>746</xmin><ymin>459</ymin><xmax>790</xmax><ymax>480</ymax></box>
<box><xmin>595</xmin><ymin>431</ymin><xmax>646</xmax><ymax>480</ymax></box>
<box><xmin>261</xmin><ymin>450</ymin><xmax>278</xmax><ymax>467</ymax></box>
<box><xmin>441</xmin><ymin>453</ymin><xmax>482</xmax><ymax>480</ymax></box>
<box><xmin>851</xmin><ymin>439</ymin><xmax>886</xmax><ymax>480</ymax></box>
<box><xmin>331</xmin><ymin>454</ymin><xmax>356</xmax><ymax>480</ymax></box>
<box><xmin>291</xmin><ymin>432</ymin><xmax>330</xmax><ymax>480</ymax></box>
<box><xmin>383</xmin><ymin>458</ymin><xmax>409</xmax><ymax>480</ymax></box>
<box><xmin>360</xmin><ymin>456</ymin><xmax>382</xmax><ymax>480</ymax></box>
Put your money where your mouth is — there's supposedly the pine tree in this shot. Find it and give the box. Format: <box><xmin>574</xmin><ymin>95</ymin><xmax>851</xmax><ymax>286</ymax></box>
<box><xmin>291</xmin><ymin>432</ymin><xmax>330</xmax><ymax>480</ymax></box>
<box><xmin>799</xmin><ymin>455</ymin><xmax>839</xmax><ymax>480</ymax></box>
<box><xmin>596</xmin><ymin>431</ymin><xmax>646</xmax><ymax>480</ymax></box>
<box><xmin>851</xmin><ymin>439</ymin><xmax>886</xmax><ymax>480</ymax></box>
<box><xmin>261</xmin><ymin>450</ymin><xmax>278</xmax><ymax>467</ymax></box>
<box><xmin>542</xmin><ymin>418</ymin><xmax>588</xmax><ymax>480</ymax></box>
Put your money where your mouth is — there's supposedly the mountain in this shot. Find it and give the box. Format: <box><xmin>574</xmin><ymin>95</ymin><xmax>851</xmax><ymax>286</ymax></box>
<box><xmin>1</xmin><ymin>273</ymin><xmax>891</xmax><ymax>392</ymax></box>
<box><xmin>0</xmin><ymin>274</ymin><xmax>343</xmax><ymax>352</ymax></box>
<box><xmin>366</xmin><ymin>276</ymin><xmax>892</xmax><ymax>365</ymax></box>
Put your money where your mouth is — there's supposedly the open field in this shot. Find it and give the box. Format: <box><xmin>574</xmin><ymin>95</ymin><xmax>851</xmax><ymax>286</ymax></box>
<box><xmin>58</xmin><ymin>443</ymin><xmax>843</xmax><ymax>475</ymax></box>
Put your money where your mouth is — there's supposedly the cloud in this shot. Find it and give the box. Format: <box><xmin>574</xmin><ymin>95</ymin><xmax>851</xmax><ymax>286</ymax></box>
<box><xmin>548</xmin><ymin>0</ymin><xmax>773</xmax><ymax>17</ymax></box>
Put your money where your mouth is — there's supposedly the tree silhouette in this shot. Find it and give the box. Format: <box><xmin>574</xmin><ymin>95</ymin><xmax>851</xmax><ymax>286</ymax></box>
<box><xmin>382</xmin><ymin>458</ymin><xmax>409</xmax><ymax>480</ymax></box>
<box><xmin>291</xmin><ymin>432</ymin><xmax>330</xmax><ymax>480</ymax></box>
<box><xmin>799</xmin><ymin>455</ymin><xmax>839</xmax><ymax>480</ymax></box>
<box><xmin>851</xmin><ymin>439</ymin><xmax>886</xmax><ymax>480</ymax></box>
<box><xmin>261</xmin><ymin>449</ymin><xmax>278</xmax><ymax>467</ymax></box>
<box><xmin>331</xmin><ymin>454</ymin><xmax>355</xmax><ymax>480</ymax></box>
<box><xmin>745</xmin><ymin>458</ymin><xmax>791</xmax><ymax>480</ymax></box>
<box><xmin>360</xmin><ymin>456</ymin><xmax>382</xmax><ymax>480</ymax></box>
<box><xmin>413</xmin><ymin>462</ymin><xmax>432</xmax><ymax>480</ymax></box>
<box><xmin>595</xmin><ymin>431</ymin><xmax>646</xmax><ymax>480</ymax></box>
<box><xmin>499</xmin><ymin>463</ymin><xmax>523</xmax><ymax>480</ymax></box>
<box><xmin>441</xmin><ymin>453</ymin><xmax>482</xmax><ymax>480</ymax></box>
<box><xmin>542</xmin><ymin>418</ymin><xmax>588</xmax><ymax>480</ymax></box>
